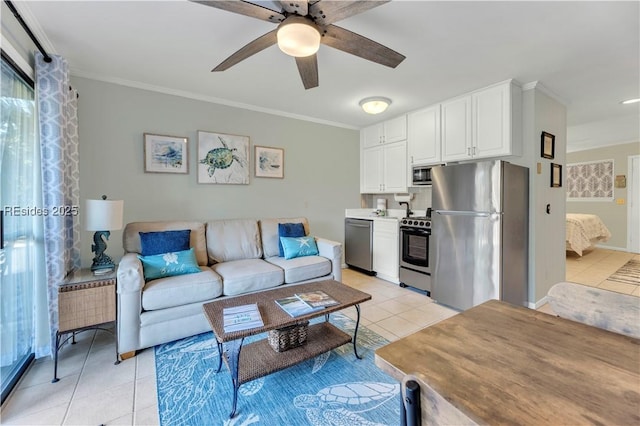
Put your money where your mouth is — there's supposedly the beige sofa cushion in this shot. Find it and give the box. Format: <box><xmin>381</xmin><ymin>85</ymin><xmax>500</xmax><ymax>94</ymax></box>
<box><xmin>141</xmin><ymin>268</ymin><xmax>223</xmax><ymax>310</ymax></box>
<box><xmin>212</xmin><ymin>258</ymin><xmax>284</xmax><ymax>296</ymax></box>
<box><xmin>123</xmin><ymin>221</ymin><xmax>208</xmax><ymax>266</ymax></box>
<box><xmin>265</xmin><ymin>255</ymin><xmax>331</xmax><ymax>284</ymax></box>
<box><xmin>259</xmin><ymin>217</ymin><xmax>310</xmax><ymax>258</ymax></box>
<box><xmin>206</xmin><ymin>219</ymin><xmax>263</xmax><ymax>263</ymax></box>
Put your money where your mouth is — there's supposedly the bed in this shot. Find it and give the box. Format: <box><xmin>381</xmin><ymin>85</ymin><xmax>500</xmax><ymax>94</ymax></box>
<box><xmin>566</xmin><ymin>213</ymin><xmax>612</xmax><ymax>256</ymax></box>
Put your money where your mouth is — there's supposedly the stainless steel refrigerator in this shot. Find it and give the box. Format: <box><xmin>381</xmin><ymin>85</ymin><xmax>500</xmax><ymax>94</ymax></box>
<box><xmin>430</xmin><ymin>160</ymin><xmax>528</xmax><ymax>311</ymax></box>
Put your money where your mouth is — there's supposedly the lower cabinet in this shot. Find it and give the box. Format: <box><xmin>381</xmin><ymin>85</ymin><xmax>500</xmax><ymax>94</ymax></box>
<box><xmin>373</xmin><ymin>220</ymin><xmax>399</xmax><ymax>283</ymax></box>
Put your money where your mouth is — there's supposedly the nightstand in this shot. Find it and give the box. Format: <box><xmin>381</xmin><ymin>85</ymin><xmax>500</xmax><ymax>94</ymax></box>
<box><xmin>53</xmin><ymin>268</ymin><xmax>119</xmax><ymax>382</ymax></box>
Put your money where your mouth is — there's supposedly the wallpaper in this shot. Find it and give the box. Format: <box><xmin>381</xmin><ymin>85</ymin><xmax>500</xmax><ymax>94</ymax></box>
<box><xmin>566</xmin><ymin>160</ymin><xmax>614</xmax><ymax>200</ymax></box>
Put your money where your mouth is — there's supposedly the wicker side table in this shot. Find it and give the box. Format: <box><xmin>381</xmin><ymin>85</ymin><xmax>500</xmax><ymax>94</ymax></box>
<box><xmin>52</xmin><ymin>268</ymin><xmax>119</xmax><ymax>383</ymax></box>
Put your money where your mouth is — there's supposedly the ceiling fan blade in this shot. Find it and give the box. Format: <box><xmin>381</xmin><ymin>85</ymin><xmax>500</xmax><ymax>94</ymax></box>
<box><xmin>295</xmin><ymin>54</ymin><xmax>319</xmax><ymax>89</ymax></box>
<box><xmin>309</xmin><ymin>0</ymin><xmax>388</xmax><ymax>26</ymax></box>
<box><xmin>213</xmin><ymin>30</ymin><xmax>278</xmax><ymax>71</ymax></box>
<box><xmin>190</xmin><ymin>0</ymin><xmax>285</xmax><ymax>23</ymax></box>
<box><xmin>276</xmin><ymin>0</ymin><xmax>308</xmax><ymax>16</ymax></box>
<box><xmin>322</xmin><ymin>24</ymin><xmax>405</xmax><ymax>68</ymax></box>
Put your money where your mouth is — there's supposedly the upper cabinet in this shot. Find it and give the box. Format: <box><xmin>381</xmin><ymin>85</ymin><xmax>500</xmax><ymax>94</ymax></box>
<box><xmin>407</xmin><ymin>104</ymin><xmax>441</xmax><ymax>166</ymax></box>
<box><xmin>360</xmin><ymin>79</ymin><xmax>522</xmax><ymax>194</ymax></box>
<box><xmin>442</xmin><ymin>80</ymin><xmax>522</xmax><ymax>162</ymax></box>
<box><xmin>362</xmin><ymin>115</ymin><xmax>407</xmax><ymax>148</ymax></box>
<box><xmin>361</xmin><ymin>141</ymin><xmax>408</xmax><ymax>193</ymax></box>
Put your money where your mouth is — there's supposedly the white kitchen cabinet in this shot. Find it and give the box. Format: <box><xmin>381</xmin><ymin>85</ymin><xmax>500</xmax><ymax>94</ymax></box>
<box><xmin>407</xmin><ymin>104</ymin><xmax>441</xmax><ymax>166</ymax></box>
<box><xmin>472</xmin><ymin>81</ymin><xmax>522</xmax><ymax>158</ymax></box>
<box><xmin>361</xmin><ymin>115</ymin><xmax>407</xmax><ymax>148</ymax></box>
<box><xmin>361</xmin><ymin>145</ymin><xmax>383</xmax><ymax>193</ymax></box>
<box><xmin>361</xmin><ymin>141</ymin><xmax>407</xmax><ymax>193</ymax></box>
<box><xmin>441</xmin><ymin>94</ymin><xmax>472</xmax><ymax>161</ymax></box>
<box><xmin>383</xmin><ymin>141</ymin><xmax>408</xmax><ymax>193</ymax></box>
<box><xmin>373</xmin><ymin>220</ymin><xmax>399</xmax><ymax>283</ymax></box>
<box><xmin>442</xmin><ymin>80</ymin><xmax>521</xmax><ymax>162</ymax></box>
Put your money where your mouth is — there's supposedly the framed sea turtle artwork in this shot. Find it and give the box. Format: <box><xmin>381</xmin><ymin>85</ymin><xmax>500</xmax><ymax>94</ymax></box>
<box><xmin>144</xmin><ymin>133</ymin><xmax>188</xmax><ymax>174</ymax></box>
<box><xmin>197</xmin><ymin>131</ymin><xmax>250</xmax><ymax>184</ymax></box>
<box><xmin>255</xmin><ymin>145</ymin><xmax>284</xmax><ymax>178</ymax></box>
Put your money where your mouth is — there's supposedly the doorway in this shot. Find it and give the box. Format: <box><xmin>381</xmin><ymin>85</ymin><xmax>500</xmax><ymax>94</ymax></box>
<box><xmin>628</xmin><ymin>155</ymin><xmax>640</xmax><ymax>253</ymax></box>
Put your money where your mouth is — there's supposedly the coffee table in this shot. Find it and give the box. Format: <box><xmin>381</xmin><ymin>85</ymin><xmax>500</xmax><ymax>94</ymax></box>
<box><xmin>202</xmin><ymin>279</ymin><xmax>372</xmax><ymax>418</ymax></box>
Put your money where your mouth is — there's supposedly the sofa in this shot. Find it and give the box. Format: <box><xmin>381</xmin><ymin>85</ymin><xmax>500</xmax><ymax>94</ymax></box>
<box><xmin>116</xmin><ymin>217</ymin><xmax>342</xmax><ymax>358</ymax></box>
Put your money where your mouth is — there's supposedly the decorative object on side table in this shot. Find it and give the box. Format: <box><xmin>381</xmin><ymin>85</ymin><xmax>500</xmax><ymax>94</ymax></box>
<box><xmin>255</xmin><ymin>145</ymin><xmax>284</xmax><ymax>178</ymax></box>
<box><xmin>143</xmin><ymin>133</ymin><xmax>189</xmax><ymax>173</ymax></box>
<box><xmin>54</xmin><ymin>268</ymin><xmax>119</xmax><ymax>382</ymax></box>
<box><xmin>551</xmin><ymin>163</ymin><xmax>562</xmax><ymax>188</ymax></box>
<box><xmin>85</xmin><ymin>195</ymin><xmax>124</xmax><ymax>275</ymax></box>
<box><xmin>541</xmin><ymin>131</ymin><xmax>555</xmax><ymax>159</ymax></box>
<box><xmin>197</xmin><ymin>130</ymin><xmax>250</xmax><ymax>184</ymax></box>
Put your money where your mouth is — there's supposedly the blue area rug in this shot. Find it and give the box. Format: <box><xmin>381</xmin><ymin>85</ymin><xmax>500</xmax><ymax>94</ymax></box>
<box><xmin>155</xmin><ymin>313</ymin><xmax>401</xmax><ymax>425</ymax></box>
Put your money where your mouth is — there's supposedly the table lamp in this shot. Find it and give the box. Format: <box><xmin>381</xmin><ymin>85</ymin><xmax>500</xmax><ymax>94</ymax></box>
<box><xmin>85</xmin><ymin>195</ymin><xmax>124</xmax><ymax>275</ymax></box>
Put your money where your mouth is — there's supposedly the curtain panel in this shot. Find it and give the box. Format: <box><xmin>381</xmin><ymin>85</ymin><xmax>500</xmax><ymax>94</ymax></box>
<box><xmin>35</xmin><ymin>52</ymin><xmax>81</xmax><ymax>358</ymax></box>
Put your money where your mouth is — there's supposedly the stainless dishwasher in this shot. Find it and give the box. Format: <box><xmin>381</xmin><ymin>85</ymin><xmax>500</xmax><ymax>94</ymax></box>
<box><xmin>345</xmin><ymin>218</ymin><xmax>374</xmax><ymax>273</ymax></box>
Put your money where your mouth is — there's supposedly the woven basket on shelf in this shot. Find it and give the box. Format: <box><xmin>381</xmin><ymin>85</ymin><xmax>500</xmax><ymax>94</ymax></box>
<box><xmin>267</xmin><ymin>321</ymin><xmax>309</xmax><ymax>352</ymax></box>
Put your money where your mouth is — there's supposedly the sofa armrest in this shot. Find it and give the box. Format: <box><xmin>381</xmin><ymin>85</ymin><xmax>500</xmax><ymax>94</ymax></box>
<box><xmin>316</xmin><ymin>237</ymin><xmax>342</xmax><ymax>282</ymax></box>
<box><xmin>116</xmin><ymin>253</ymin><xmax>144</xmax><ymax>354</ymax></box>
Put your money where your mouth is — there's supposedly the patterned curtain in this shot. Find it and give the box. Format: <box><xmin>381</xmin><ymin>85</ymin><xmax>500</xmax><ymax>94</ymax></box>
<box><xmin>35</xmin><ymin>53</ymin><xmax>81</xmax><ymax>357</ymax></box>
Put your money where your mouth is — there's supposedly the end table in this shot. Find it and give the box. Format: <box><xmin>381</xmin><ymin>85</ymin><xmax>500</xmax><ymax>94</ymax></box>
<box><xmin>53</xmin><ymin>268</ymin><xmax>119</xmax><ymax>383</ymax></box>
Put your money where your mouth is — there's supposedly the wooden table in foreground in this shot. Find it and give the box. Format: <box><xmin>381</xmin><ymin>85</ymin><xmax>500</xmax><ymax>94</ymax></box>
<box><xmin>203</xmin><ymin>279</ymin><xmax>371</xmax><ymax>418</ymax></box>
<box><xmin>375</xmin><ymin>299</ymin><xmax>640</xmax><ymax>425</ymax></box>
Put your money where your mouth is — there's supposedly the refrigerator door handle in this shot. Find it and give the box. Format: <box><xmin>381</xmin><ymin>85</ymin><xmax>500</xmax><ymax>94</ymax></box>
<box><xmin>435</xmin><ymin>210</ymin><xmax>491</xmax><ymax>218</ymax></box>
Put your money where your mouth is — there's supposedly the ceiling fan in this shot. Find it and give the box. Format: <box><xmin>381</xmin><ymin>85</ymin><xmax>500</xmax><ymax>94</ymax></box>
<box><xmin>190</xmin><ymin>0</ymin><xmax>406</xmax><ymax>89</ymax></box>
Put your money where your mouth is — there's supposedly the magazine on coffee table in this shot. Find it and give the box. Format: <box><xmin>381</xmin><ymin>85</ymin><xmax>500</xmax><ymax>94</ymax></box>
<box><xmin>295</xmin><ymin>290</ymin><xmax>339</xmax><ymax>308</ymax></box>
<box><xmin>223</xmin><ymin>303</ymin><xmax>264</xmax><ymax>332</ymax></box>
<box><xmin>275</xmin><ymin>296</ymin><xmax>324</xmax><ymax>317</ymax></box>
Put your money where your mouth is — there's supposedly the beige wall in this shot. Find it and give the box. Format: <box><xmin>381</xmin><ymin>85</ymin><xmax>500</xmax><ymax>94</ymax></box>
<box><xmin>71</xmin><ymin>77</ymin><xmax>361</xmax><ymax>268</ymax></box>
<box><xmin>566</xmin><ymin>141</ymin><xmax>640</xmax><ymax>249</ymax></box>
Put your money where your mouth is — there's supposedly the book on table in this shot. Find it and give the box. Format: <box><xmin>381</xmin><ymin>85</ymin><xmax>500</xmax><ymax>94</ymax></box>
<box><xmin>295</xmin><ymin>290</ymin><xmax>339</xmax><ymax>308</ymax></box>
<box><xmin>223</xmin><ymin>303</ymin><xmax>264</xmax><ymax>332</ymax></box>
<box><xmin>275</xmin><ymin>296</ymin><xmax>324</xmax><ymax>317</ymax></box>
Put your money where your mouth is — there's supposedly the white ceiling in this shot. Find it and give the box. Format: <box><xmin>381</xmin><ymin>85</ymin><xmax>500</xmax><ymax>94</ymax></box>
<box><xmin>15</xmin><ymin>1</ymin><xmax>640</xmax><ymax>151</ymax></box>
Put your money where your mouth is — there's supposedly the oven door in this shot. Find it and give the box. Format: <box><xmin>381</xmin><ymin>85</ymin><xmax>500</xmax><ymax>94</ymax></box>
<box><xmin>399</xmin><ymin>226</ymin><xmax>430</xmax><ymax>273</ymax></box>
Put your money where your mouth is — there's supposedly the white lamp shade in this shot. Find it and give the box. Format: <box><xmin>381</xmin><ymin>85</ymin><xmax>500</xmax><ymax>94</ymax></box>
<box><xmin>85</xmin><ymin>199</ymin><xmax>124</xmax><ymax>231</ymax></box>
<box><xmin>277</xmin><ymin>17</ymin><xmax>321</xmax><ymax>57</ymax></box>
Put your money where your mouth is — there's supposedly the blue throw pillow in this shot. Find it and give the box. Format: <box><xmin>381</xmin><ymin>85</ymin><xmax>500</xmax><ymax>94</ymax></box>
<box><xmin>138</xmin><ymin>248</ymin><xmax>201</xmax><ymax>281</ymax></box>
<box><xmin>278</xmin><ymin>222</ymin><xmax>305</xmax><ymax>257</ymax></box>
<box><xmin>280</xmin><ymin>236</ymin><xmax>319</xmax><ymax>260</ymax></box>
<box><xmin>139</xmin><ymin>229</ymin><xmax>191</xmax><ymax>256</ymax></box>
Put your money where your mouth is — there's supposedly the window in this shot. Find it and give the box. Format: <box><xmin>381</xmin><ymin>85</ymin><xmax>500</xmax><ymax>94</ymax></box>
<box><xmin>0</xmin><ymin>50</ymin><xmax>42</xmax><ymax>403</ymax></box>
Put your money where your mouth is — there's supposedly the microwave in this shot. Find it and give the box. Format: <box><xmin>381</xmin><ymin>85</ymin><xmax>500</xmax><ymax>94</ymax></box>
<box><xmin>412</xmin><ymin>165</ymin><xmax>438</xmax><ymax>186</ymax></box>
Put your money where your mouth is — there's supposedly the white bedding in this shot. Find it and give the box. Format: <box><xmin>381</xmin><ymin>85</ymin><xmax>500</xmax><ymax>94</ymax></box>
<box><xmin>566</xmin><ymin>213</ymin><xmax>611</xmax><ymax>256</ymax></box>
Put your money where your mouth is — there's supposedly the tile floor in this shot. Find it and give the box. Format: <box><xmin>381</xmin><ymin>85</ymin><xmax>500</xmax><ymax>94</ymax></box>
<box><xmin>1</xmin><ymin>248</ymin><xmax>637</xmax><ymax>425</ymax></box>
<box><xmin>565</xmin><ymin>248</ymin><xmax>639</xmax><ymax>296</ymax></box>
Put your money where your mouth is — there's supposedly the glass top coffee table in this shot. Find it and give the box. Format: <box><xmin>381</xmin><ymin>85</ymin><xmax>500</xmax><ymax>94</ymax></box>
<box><xmin>202</xmin><ymin>279</ymin><xmax>372</xmax><ymax>418</ymax></box>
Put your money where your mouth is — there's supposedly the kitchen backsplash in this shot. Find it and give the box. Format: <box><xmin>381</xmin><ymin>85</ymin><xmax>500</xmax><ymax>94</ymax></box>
<box><xmin>360</xmin><ymin>187</ymin><xmax>431</xmax><ymax>210</ymax></box>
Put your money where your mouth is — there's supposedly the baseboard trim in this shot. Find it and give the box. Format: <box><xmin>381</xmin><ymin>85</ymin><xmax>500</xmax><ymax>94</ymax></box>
<box><xmin>594</xmin><ymin>244</ymin><xmax>629</xmax><ymax>252</ymax></box>
<box><xmin>529</xmin><ymin>295</ymin><xmax>549</xmax><ymax>310</ymax></box>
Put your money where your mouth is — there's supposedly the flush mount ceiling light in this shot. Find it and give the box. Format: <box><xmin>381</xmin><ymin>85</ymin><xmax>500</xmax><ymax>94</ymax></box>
<box><xmin>621</xmin><ymin>98</ymin><xmax>640</xmax><ymax>104</ymax></box>
<box><xmin>359</xmin><ymin>97</ymin><xmax>392</xmax><ymax>114</ymax></box>
<box><xmin>276</xmin><ymin>16</ymin><xmax>321</xmax><ymax>57</ymax></box>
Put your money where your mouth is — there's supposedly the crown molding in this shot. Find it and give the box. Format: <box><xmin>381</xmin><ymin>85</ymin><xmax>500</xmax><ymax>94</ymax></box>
<box><xmin>10</xmin><ymin>1</ymin><xmax>58</xmax><ymax>56</ymax></box>
<box><xmin>522</xmin><ymin>81</ymin><xmax>569</xmax><ymax>106</ymax></box>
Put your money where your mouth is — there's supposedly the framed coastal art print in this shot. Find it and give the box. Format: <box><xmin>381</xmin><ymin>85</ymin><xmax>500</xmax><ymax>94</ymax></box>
<box><xmin>197</xmin><ymin>131</ymin><xmax>250</xmax><ymax>184</ymax></box>
<box><xmin>144</xmin><ymin>133</ymin><xmax>188</xmax><ymax>174</ymax></box>
<box><xmin>255</xmin><ymin>145</ymin><xmax>284</xmax><ymax>179</ymax></box>
<box><xmin>541</xmin><ymin>131</ymin><xmax>555</xmax><ymax>159</ymax></box>
<box><xmin>551</xmin><ymin>163</ymin><xmax>562</xmax><ymax>187</ymax></box>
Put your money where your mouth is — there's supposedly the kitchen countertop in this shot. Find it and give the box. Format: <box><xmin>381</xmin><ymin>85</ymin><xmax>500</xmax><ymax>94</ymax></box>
<box><xmin>345</xmin><ymin>208</ymin><xmax>427</xmax><ymax>221</ymax></box>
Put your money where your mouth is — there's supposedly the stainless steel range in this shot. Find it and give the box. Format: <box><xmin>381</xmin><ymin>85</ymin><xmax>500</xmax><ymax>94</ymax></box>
<box><xmin>399</xmin><ymin>216</ymin><xmax>432</xmax><ymax>293</ymax></box>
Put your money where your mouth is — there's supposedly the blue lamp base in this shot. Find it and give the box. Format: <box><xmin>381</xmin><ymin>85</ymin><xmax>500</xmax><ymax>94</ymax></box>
<box><xmin>91</xmin><ymin>230</ymin><xmax>115</xmax><ymax>275</ymax></box>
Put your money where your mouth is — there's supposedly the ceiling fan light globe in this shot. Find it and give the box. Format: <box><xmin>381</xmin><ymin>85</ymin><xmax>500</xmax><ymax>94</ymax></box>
<box><xmin>360</xmin><ymin>97</ymin><xmax>392</xmax><ymax>114</ymax></box>
<box><xmin>277</xmin><ymin>20</ymin><xmax>321</xmax><ymax>57</ymax></box>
